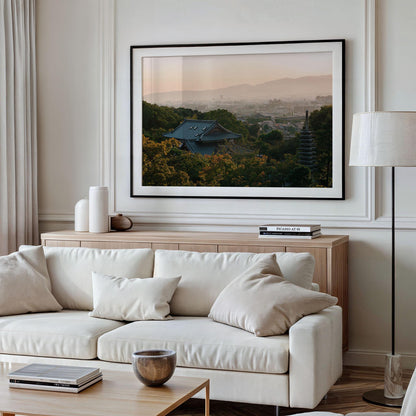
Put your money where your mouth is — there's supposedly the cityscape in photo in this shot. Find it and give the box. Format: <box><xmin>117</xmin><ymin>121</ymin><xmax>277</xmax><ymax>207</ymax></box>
<box><xmin>141</xmin><ymin>51</ymin><xmax>333</xmax><ymax>188</ymax></box>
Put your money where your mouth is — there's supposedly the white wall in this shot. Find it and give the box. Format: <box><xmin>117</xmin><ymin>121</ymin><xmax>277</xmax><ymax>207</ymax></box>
<box><xmin>36</xmin><ymin>0</ymin><xmax>416</xmax><ymax>367</ymax></box>
<box><xmin>37</xmin><ymin>0</ymin><xmax>101</xmax><ymax>229</ymax></box>
<box><xmin>115</xmin><ymin>0</ymin><xmax>368</xmax><ymax>225</ymax></box>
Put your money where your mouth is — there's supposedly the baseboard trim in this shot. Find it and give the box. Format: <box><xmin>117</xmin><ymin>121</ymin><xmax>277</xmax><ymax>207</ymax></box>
<box><xmin>344</xmin><ymin>350</ymin><xmax>416</xmax><ymax>369</ymax></box>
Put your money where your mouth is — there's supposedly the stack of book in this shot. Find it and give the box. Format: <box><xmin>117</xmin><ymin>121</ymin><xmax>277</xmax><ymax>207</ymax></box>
<box><xmin>259</xmin><ymin>224</ymin><xmax>321</xmax><ymax>239</ymax></box>
<box><xmin>8</xmin><ymin>363</ymin><xmax>103</xmax><ymax>393</ymax></box>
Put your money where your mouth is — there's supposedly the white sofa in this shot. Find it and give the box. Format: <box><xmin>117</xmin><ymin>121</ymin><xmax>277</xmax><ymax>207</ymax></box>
<box><xmin>0</xmin><ymin>245</ymin><xmax>342</xmax><ymax>411</ymax></box>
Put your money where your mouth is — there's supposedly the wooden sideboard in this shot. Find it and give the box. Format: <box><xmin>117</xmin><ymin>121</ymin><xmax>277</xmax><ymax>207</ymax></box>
<box><xmin>41</xmin><ymin>230</ymin><xmax>349</xmax><ymax>350</ymax></box>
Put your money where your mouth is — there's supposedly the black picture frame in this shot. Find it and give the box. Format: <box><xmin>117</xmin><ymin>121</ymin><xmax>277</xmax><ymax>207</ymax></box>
<box><xmin>130</xmin><ymin>39</ymin><xmax>345</xmax><ymax>199</ymax></box>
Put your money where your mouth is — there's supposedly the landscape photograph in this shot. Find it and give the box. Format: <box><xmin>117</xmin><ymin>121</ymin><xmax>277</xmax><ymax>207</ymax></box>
<box><xmin>132</xmin><ymin>43</ymin><xmax>343</xmax><ymax>198</ymax></box>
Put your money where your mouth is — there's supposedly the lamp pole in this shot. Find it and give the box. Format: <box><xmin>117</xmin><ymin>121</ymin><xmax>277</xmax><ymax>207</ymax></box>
<box><xmin>392</xmin><ymin>167</ymin><xmax>395</xmax><ymax>357</ymax></box>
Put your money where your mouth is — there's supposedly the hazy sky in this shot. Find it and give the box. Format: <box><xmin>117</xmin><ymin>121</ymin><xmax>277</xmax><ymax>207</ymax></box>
<box><xmin>142</xmin><ymin>52</ymin><xmax>332</xmax><ymax>96</ymax></box>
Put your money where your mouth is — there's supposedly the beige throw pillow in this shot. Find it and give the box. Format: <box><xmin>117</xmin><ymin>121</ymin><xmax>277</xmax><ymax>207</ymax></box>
<box><xmin>0</xmin><ymin>251</ymin><xmax>63</xmax><ymax>316</ymax></box>
<box><xmin>89</xmin><ymin>272</ymin><xmax>181</xmax><ymax>321</ymax></box>
<box><xmin>209</xmin><ymin>259</ymin><xmax>338</xmax><ymax>336</ymax></box>
<box><xmin>19</xmin><ymin>245</ymin><xmax>52</xmax><ymax>289</ymax></box>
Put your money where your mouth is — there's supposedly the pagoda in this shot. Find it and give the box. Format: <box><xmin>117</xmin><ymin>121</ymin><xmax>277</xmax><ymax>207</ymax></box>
<box><xmin>298</xmin><ymin>111</ymin><xmax>316</xmax><ymax>171</ymax></box>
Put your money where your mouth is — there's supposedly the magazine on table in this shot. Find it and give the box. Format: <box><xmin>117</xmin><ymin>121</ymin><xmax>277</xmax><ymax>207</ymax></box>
<box><xmin>8</xmin><ymin>363</ymin><xmax>102</xmax><ymax>393</ymax></box>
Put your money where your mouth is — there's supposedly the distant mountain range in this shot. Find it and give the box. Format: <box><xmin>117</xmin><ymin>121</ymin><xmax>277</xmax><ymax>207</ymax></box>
<box><xmin>144</xmin><ymin>75</ymin><xmax>332</xmax><ymax>105</ymax></box>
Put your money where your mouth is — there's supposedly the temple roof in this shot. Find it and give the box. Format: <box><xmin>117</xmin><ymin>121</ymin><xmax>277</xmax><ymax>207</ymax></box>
<box><xmin>163</xmin><ymin>119</ymin><xmax>242</xmax><ymax>155</ymax></box>
<box><xmin>164</xmin><ymin>119</ymin><xmax>241</xmax><ymax>143</ymax></box>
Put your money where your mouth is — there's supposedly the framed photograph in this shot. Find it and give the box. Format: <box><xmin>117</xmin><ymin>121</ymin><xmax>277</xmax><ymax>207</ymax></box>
<box><xmin>131</xmin><ymin>40</ymin><xmax>345</xmax><ymax>199</ymax></box>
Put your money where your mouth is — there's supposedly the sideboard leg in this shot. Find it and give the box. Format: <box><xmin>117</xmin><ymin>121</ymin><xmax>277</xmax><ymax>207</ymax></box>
<box><xmin>275</xmin><ymin>406</ymin><xmax>279</xmax><ymax>416</ymax></box>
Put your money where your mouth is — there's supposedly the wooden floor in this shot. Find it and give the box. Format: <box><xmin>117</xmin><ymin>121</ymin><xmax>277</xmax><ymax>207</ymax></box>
<box><xmin>171</xmin><ymin>366</ymin><xmax>412</xmax><ymax>415</ymax></box>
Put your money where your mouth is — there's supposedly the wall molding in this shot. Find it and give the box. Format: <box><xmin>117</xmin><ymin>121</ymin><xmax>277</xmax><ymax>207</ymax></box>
<box><xmin>38</xmin><ymin>212</ymin><xmax>416</xmax><ymax>231</ymax></box>
<box><xmin>88</xmin><ymin>0</ymin><xmax>416</xmax><ymax>229</ymax></box>
<box><xmin>365</xmin><ymin>0</ymin><xmax>376</xmax><ymax>112</ymax></box>
<box><xmin>344</xmin><ymin>349</ymin><xmax>416</xmax><ymax>370</ymax></box>
<box><xmin>98</xmin><ymin>0</ymin><xmax>116</xmax><ymax>213</ymax></box>
<box><xmin>362</xmin><ymin>0</ymin><xmax>377</xmax><ymax>223</ymax></box>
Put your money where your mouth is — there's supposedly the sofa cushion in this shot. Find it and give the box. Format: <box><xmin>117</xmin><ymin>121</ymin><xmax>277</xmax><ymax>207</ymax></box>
<box><xmin>43</xmin><ymin>247</ymin><xmax>154</xmax><ymax>310</ymax></box>
<box><xmin>209</xmin><ymin>259</ymin><xmax>338</xmax><ymax>336</ymax></box>
<box><xmin>0</xmin><ymin>251</ymin><xmax>62</xmax><ymax>316</ymax></box>
<box><xmin>154</xmin><ymin>250</ymin><xmax>315</xmax><ymax>316</ymax></box>
<box><xmin>89</xmin><ymin>272</ymin><xmax>181</xmax><ymax>321</ymax></box>
<box><xmin>0</xmin><ymin>310</ymin><xmax>124</xmax><ymax>359</ymax></box>
<box><xmin>97</xmin><ymin>316</ymin><xmax>289</xmax><ymax>374</ymax></box>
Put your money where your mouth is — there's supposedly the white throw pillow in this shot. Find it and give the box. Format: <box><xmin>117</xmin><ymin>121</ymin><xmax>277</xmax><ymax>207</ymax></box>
<box><xmin>209</xmin><ymin>259</ymin><xmax>338</xmax><ymax>336</ymax></box>
<box><xmin>0</xmin><ymin>251</ymin><xmax>62</xmax><ymax>316</ymax></box>
<box><xmin>89</xmin><ymin>272</ymin><xmax>181</xmax><ymax>321</ymax></box>
<box><xmin>154</xmin><ymin>251</ymin><xmax>282</xmax><ymax>316</ymax></box>
<box><xmin>43</xmin><ymin>247</ymin><xmax>154</xmax><ymax>310</ymax></box>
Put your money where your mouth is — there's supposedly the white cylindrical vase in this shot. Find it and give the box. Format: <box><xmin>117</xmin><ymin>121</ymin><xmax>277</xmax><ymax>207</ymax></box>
<box><xmin>384</xmin><ymin>354</ymin><xmax>405</xmax><ymax>399</ymax></box>
<box><xmin>89</xmin><ymin>186</ymin><xmax>109</xmax><ymax>233</ymax></box>
<box><xmin>74</xmin><ymin>198</ymin><xmax>89</xmax><ymax>232</ymax></box>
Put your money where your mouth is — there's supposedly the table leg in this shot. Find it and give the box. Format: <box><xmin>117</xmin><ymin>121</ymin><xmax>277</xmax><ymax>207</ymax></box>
<box><xmin>205</xmin><ymin>381</ymin><xmax>210</xmax><ymax>416</ymax></box>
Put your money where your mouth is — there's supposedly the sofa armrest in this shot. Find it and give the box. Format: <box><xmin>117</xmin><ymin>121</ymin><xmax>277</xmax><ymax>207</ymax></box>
<box><xmin>289</xmin><ymin>305</ymin><xmax>343</xmax><ymax>408</ymax></box>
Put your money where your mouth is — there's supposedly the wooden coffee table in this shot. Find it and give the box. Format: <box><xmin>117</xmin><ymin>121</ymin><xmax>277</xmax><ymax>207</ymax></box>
<box><xmin>0</xmin><ymin>362</ymin><xmax>209</xmax><ymax>416</ymax></box>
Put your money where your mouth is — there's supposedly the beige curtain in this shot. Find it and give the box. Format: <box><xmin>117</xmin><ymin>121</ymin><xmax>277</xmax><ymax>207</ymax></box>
<box><xmin>0</xmin><ymin>0</ymin><xmax>38</xmax><ymax>255</ymax></box>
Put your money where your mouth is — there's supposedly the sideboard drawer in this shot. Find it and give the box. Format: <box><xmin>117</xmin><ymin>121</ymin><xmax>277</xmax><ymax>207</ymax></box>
<box><xmin>178</xmin><ymin>243</ymin><xmax>217</xmax><ymax>252</ymax></box>
<box><xmin>44</xmin><ymin>239</ymin><xmax>80</xmax><ymax>247</ymax></box>
<box><xmin>152</xmin><ymin>243</ymin><xmax>179</xmax><ymax>250</ymax></box>
<box><xmin>218</xmin><ymin>244</ymin><xmax>285</xmax><ymax>253</ymax></box>
<box><xmin>80</xmin><ymin>241</ymin><xmax>151</xmax><ymax>249</ymax></box>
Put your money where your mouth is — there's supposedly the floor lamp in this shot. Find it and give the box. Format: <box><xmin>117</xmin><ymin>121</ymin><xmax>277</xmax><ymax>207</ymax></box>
<box><xmin>350</xmin><ymin>111</ymin><xmax>416</xmax><ymax>407</ymax></box>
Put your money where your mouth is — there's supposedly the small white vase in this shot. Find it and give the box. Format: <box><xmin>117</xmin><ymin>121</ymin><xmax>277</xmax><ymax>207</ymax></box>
<box><xmin>89</xmin><ymin>186</ymin><xmax>109</xmax><ymax>233</ymax></box>
<box><xmin>74</xmin><ymin>198</ymin><xmax>89</xmax><ymax>232</ymax></box>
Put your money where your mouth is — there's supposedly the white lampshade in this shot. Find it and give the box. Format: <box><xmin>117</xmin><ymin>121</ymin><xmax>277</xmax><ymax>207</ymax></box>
<box><xmin>350</xmin><ymin>111</ymin><xmax>416</xmax><ymax>167</ymax></box>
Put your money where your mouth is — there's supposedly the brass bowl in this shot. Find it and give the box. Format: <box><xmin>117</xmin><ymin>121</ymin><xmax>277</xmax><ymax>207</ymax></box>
<box><xmin>132</xmin><ymin>350</ymin><xmax>176</xmax><ymax>387</ymax></box>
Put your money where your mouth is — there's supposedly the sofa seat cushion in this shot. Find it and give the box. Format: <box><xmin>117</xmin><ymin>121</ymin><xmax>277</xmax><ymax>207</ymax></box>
<box><xmin>0</xmin><ymin>310</ymin><xmax>124</xmax><ymax>359</ymax></box>
<box><xmin>97</xmin><ymin>317</ymin><xmax>289</xmax><ymax>374</ymax></box>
